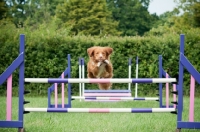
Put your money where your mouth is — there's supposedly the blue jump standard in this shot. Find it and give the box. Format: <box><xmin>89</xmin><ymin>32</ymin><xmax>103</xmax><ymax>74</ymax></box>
<box><xmin>84</xmin><ymin>90</ymin><xmax>131</xmax><ymax>93</ymax></box>
<box><xmin>177</xmin><ymin>121</ymin><xmax>200</xmax><ymax>129</ymax></box>
<box><xmin>0</xmin><ymin>121</ymin><xmax>23</xmax><ymax>128</ymax></box>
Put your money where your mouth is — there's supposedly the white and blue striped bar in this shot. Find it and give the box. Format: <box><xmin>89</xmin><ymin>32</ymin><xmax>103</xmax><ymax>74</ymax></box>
<box><xmin>24</xmin><ymin>108</ymin><xmax>175</xmax><ymax>113</ymax></box>
<box><xmin>24</xmin><ymin>78</ymin><xmax>176</xmax><ymax>83</ymax></box>
<box><xmin>72</xmin><ymin>96</ymin><xmax>159</xmax><ymax>101</ymax></box>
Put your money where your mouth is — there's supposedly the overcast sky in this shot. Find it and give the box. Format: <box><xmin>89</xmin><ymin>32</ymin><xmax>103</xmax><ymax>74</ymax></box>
<box><xmin>148</xmin><ymin>0</ymin><xmax>177</xmax><ymax>15</ymax></box>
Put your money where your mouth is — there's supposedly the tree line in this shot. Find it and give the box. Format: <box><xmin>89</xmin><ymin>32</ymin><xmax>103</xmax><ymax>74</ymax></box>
<box><xmin>1</xmin><ymin>0</ymin><xmax>200</xmax><ymax>36</ymax></box>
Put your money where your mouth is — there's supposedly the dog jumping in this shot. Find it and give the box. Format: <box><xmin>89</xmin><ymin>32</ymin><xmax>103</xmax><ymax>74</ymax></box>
<box><xmin>87</xmin><ymin>46</ymin><xmax>113</xmax><ymax>90</ymax></box>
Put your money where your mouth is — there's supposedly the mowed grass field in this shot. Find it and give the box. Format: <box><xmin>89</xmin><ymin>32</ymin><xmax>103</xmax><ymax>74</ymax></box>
<box><xmin>0</xmin><ymin>96</ymin><xmax>200</xmax><ymax>132</ymax></box>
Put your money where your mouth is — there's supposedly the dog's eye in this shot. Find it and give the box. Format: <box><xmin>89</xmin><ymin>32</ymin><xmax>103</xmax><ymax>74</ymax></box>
<box><xmin>96</xmin><ymin>52</ymin><xmax>99</xmax><ymax>54</ymax></box>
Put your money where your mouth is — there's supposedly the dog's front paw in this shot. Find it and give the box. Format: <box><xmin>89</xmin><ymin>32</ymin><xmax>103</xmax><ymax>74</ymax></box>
<box><xmin>97</xmin><ymin>62</ymin><xmax>102</xmax><ymax>67</ymax></box>
<box><xmin>104</xmin><ymin>60</ymin><xmax>109</xmax><ymax>64</ymax></box>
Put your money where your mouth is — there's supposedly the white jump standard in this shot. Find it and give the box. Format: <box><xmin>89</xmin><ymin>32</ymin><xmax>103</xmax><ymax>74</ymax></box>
<box><xmin>24</xmin><ymin>78</ymin><xmax>176</xmax><ymax>83</ymax></box>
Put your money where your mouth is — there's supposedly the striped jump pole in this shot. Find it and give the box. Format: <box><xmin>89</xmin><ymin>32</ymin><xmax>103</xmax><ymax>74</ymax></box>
<box><xmin>61</xmin><ymin>73</ymin><xmax>65</xmax><ymax>108</ymax></box>
<box><xmin>173</xmin><ymin>84</ymin><xmax>177</xmax><ymax>108</ymax></box>
<box><xmin>24</xmin><ymin>78</ymin><xmax>176</xmax><ymax>83</ymax></box>
<box><xmin>83</xmin><ymin>93</ymin><xmax>131</xmax><ymax>97</ymax></box>
<box><xmin>189</xmin><ymin>75</ymin><xmax>195</xmax><ymax>122</ymax></box>
<box><xmin>78</xmin><ymin>58</ymin><xmax>82</xmax><ymax>101</ymax></box>
<box><xmin>72</xmin><ymin>96</ymin><xmax>159</xmax><ymax>101</ymax></box>
<box><xmin>24</xmin><ymin>108</ymin><xmax>176</xmax><ymax>113</ymax></box>
<box><xmin>81</xmin><ymin>59</ymin><xmax>85</xmax><ymax>99</ymax></box>
<box><xmin>166</xmin><ymin>73</ymin><xmax>169</xmax><ymax>108</ymax></box>
<box><xmin>135</xmin><ymin>56</ymin><xmax>139</xmax><ymax>97</ymax></box>
<box><xmin>83</xmin><ymin>90</ymin><xmax>132</xmax><ymax>98</ymax></box>
<box><xmin>54</xmin><ymin>83</ymin><xmax>58</xmax><ymax>108</ymax></box>
<box><xmin>128</xmin><ymin>58</ymin><xmax>132</xmax><ymax>91</ymax></box>
<box><xmin>6</xmin><ymin>74</ymin><xmax>12</xmax><ymax>121</ymax></box>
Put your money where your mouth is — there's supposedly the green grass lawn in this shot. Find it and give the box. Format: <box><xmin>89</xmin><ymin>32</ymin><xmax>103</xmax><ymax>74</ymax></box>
<box><xmin>0</xmin><ymin>96</ymin><xmax>200</xmax><ymax>132</ymax></box>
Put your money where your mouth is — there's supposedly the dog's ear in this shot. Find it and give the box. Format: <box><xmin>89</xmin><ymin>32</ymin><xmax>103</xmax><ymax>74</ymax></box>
<box><xmin>105</xmin><ymin>47</ymin><xmax>113</xmax><ymax>55</ymax></box>
<box><xmin>87</xmin><ymin>47</ymin><xmax>96</xmax><ymax>57</ymax></box>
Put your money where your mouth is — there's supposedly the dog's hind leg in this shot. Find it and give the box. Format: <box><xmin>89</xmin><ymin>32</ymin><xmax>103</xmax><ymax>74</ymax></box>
<box><xmin>87</xmin><ymin>72</ymin><xmax>95</xmax><ymax>78</ymax></box>
<box><xmin>98</xmin><ymin>83</ymin><xmax>112</xmax><ymax>90</ymax></box>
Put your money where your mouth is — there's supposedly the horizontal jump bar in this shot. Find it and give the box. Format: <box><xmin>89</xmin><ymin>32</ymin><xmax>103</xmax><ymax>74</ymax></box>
<box><xmin>84</xmin><ymin>90</ymin><xmax>131</xmax><ymax>93</ymax></box>
<box><xmin>72</xmin><ymin>96</ymin><xmax>159</xmax><ymax>101</ymax></box>
<box><xmin>24</xmin><ymin>78</ymin><xmax>176</xmax><ymax>83</ymax></box>
<box><xmin>24</xmin><ymin>108</ymin><xmax>175</xmax><ymax>113</ymax></box>
<box><xmin>83</xmin><ymin>93</ymin><xmax>131</xmax><ymax>97</ymax></box>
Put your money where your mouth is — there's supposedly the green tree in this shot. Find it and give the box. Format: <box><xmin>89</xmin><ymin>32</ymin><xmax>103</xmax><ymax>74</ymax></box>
<box><xmin>4</xmin><ymin>0</ymin><xmax>61</xmax><ymax>28</ymax></box>
<box><xmin>0</xmin><ymin>0</ymin><xmax>8</xmax><ymax>20</ymax></box>
<box><xmin>56</xmin><ymin>0</ymin><xmax>120</xmax><ymax>36</ymax></box>
<box><xmin>145</xmin><ymin>1</ymin><xmax>200</xmax><ymax>36</ymax></box>
<box><xmin>139</xmin><ymin>0</ymin><xmax>151</xmax><ymax>8</ymax></box>
<box><xmin>24</xmin><ymin>0</ymin><xmax>63</xmax><ymax>28</ymax></box>
<box><xmin>107</xmin><ymin>0</ymin><xmax>159</xmax><ymax>36</ymax></box>
<box><xmin>191</xmin><ymin>2</ymin><xmax>200</xmax><ymax>27</ymax></box>
<box><xmin>24</xmin><ymin>0</ymin><xmax>51</xmax><ymax>28</ymax></box>
<box><xmin>175</xmin><ymin>0</ymin><xmax>200</xmax><ymax>27</ymax></box>
<box><xmin>5</xmin><ymin>0</ymin><xmax>29</xmax><ymax>27</ymax></box>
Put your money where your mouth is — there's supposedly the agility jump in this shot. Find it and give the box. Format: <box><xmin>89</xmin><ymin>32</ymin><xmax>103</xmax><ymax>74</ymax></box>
<box><xmin>72</xmin><ymin>56</ymin><xmax>167</xmax><ymax>102</ymax></box>
<box><xmin>83</xmin><ymin>54</ymin><xmax>174</xmax><ymax>104</ymax></box>
<box><xmin>0</xmin><ymin>34</ymin><xmax>199</xmax><ymax>132</ymax></box>
<box><xmin>76</xmin><ymin>58</ymin><xmax>132</xmax><ymax>102</ymax></box>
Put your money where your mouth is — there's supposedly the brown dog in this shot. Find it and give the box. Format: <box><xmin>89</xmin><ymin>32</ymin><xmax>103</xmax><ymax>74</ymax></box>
<box><xmin>87</xmin><ymin>46</ymin><xmax>113</xmax><ymax>90</ymax></box>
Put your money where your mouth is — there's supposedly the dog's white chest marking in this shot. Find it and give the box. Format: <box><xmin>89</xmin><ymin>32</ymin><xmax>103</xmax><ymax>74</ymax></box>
<box><xmin>97</xmin><ymin>63</ymin><xmax>106</xmax><ymax>78</ymax></box>
<box><xmin>92</xmin><ymin>60</ymin><xmax>109</xmax><ymax>78</ymax></box>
